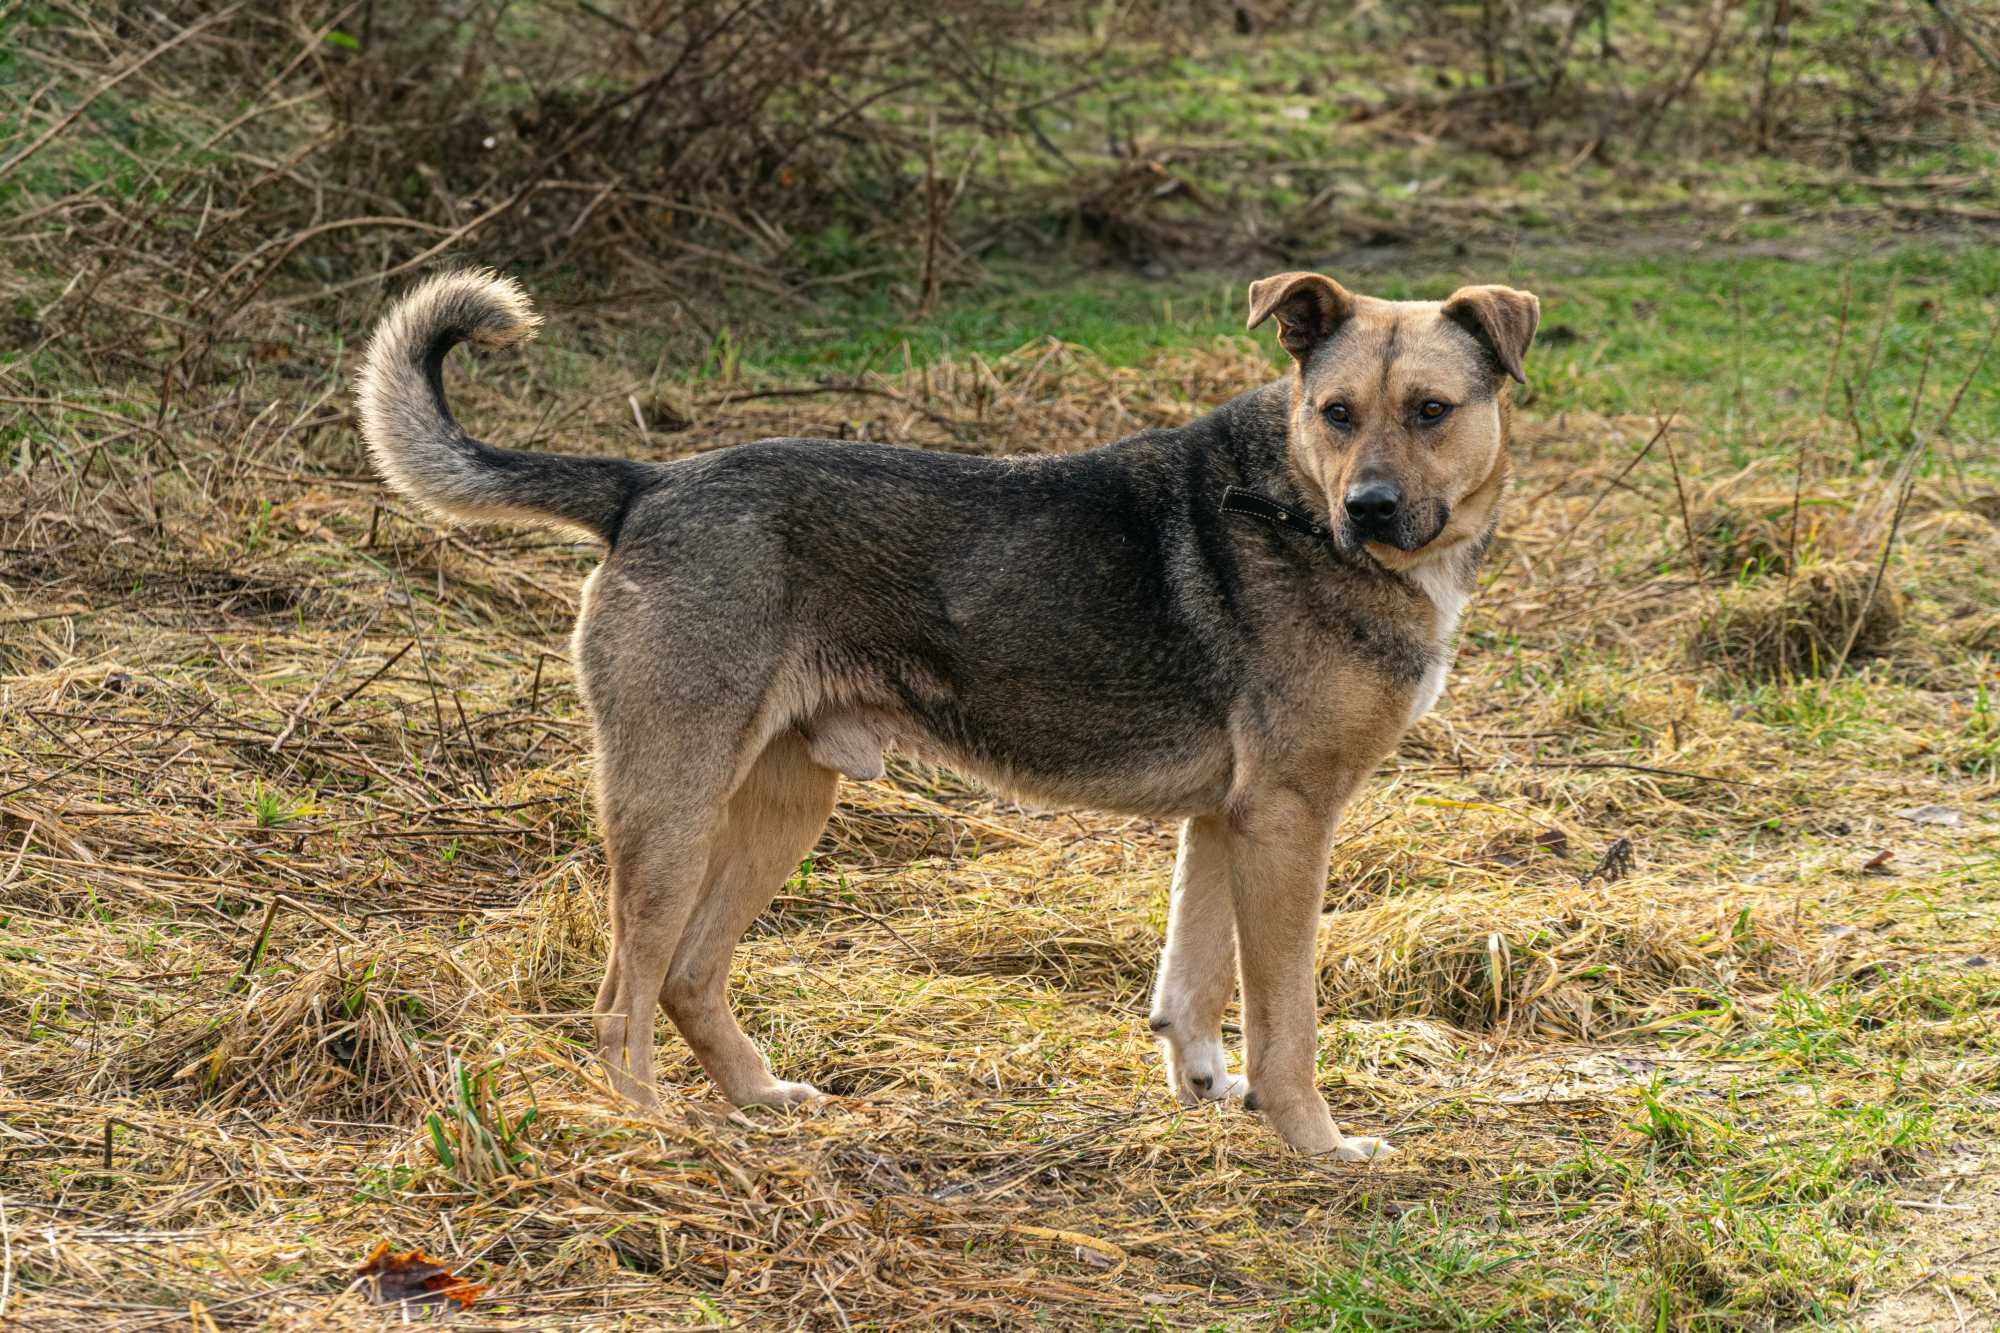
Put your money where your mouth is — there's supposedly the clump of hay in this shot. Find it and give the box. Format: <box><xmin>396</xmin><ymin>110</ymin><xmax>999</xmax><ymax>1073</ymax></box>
<box><xmin>132</xmin><ymin>945</ymin><xmax>475</xmax><ymax>1120</ymax></box>
<box><xmin>1314</xmin><ymin>883</ymin><xmax>1795</xmax><ymax>1040</ymax></box>
<box><xmin>482</xmin><ymin>863</ymin><xmax>609</xmax><ymax>1013</ymax></box>
<box><xmin>1692</xmin><ymin>500</ymin><xmax>1794</xmax><ymax>578</ymax></box>
<box><xmin>1689</xmin><ymin>561</ymin><xmax>1903</xmax><ymax>679</ymax></box>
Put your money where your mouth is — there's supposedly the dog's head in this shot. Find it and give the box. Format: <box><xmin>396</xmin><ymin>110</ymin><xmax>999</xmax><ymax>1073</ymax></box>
<box><xmin>1247</xmin><ymin>272</ymin><xmax>1539</xmax><ymax>571</ymax></box>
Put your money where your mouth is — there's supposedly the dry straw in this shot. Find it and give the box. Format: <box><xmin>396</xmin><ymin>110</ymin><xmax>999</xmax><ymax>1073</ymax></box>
<box><xmin>3</xmin><ymin>323</ymin><xmax>1992</xmax><ymax>1325</ymax></box>
<box><xmin>2</xmin><ymin>7</ymin><xmax>1996</xmax><ymax>1321</ymax></box>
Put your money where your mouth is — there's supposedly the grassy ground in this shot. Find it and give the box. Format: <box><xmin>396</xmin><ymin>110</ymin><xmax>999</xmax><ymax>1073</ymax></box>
<box><xmin>3</xmin><ymin>250</ymin><xmax>1997</xmax><ymax>1326</ymax></box>
<box><xmin>4</xmin><ymin>3</ymin><xmax>2000</xmax><ymax>1328</ymax></box>
<box><xmin>751</xmin><ymin>234</ymin><xmax>2000</xmax><ymax>455</ymax></box>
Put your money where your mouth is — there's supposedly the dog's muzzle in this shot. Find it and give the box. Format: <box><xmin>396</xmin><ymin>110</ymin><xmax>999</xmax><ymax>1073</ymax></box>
<box><xmin>1344</xmin><ymin>483</ymin><xmax>1448</xmax><ymax>553</ymax></box>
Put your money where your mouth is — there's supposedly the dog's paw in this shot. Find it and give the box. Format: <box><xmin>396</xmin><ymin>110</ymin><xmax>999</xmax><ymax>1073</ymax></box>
<box><xmin>738</xmin><ymin>1079</ymin><xmax>826</xmax><ymax>1109</ymax></box>
<box><xmin>601</xmin><ymin>1066</ymin><xmax>662</xmax><ymax>1112</ymax></box>
<box><xmin>1176</xmin><ymin>1069</ymin><xmax>1247</xmax><ymax>1106</ymax></box>
<box><xmin>1334</xmin><ymin>1135</ymin><xmax>1395</xmax><ymax>1162</ymax></box>
<box><xmin>1166</xmin><ymin>1036</ymin><xmax>1245</xmax><ymax>1106</ymax></box>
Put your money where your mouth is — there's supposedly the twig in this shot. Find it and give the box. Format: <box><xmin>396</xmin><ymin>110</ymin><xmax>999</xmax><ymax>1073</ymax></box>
<box><xmin>0</xmin><ymin>1174</ymin><xmax>12</xmax><ymax>1320</ymax></box>
<box><xmin>324</xmin><ymin>640</ymin><xmax>415</xmax><ymax>717</ymax></box>
<box><xmin>1550</xmin><ymin>414</ymin><xmax>1676</xmax><ymax>575</ymax></box>
<box><xmin>1638</xmin><ymin>0</ymin><xmax>1731</xmax><ymax>151</ymax></box>
<box><xmin>1659</xmin><ymin>423</ymin><xmax>1705</xmax><ymax>590</ymax></box>
<box><xmin>0</xmin><ymin>700</ymin><xmax>214</xmax><ymax>803</ymax></box>
<box><xmin>1905</xmin><ymin>318</ymin><xmax>1938</xmax><ymax>439</ymax></box>
<box><xmin>452</xmin><ymin>691</ymin><xmax>495</xmax><ymax>798</ymax></box>
<box><xmin>1831</xmin><ymin>441</ymin><xmax>1921</xmax><ymax>675</ymax></box>
<box><xmin>1785</xmin><ymin>270</ymin><xmax>1853</xmax><ymax>675</ymax></box>
<box><xmin>1934</xmin><ymin>303</ymin><xmax>2000</xmax><ymax>437</ymax></box>
<box><xmin>269</xmin><ymin>609</ymin><xmax>380</xmax><ymax>751</ymax></box>
<box><xmin>226</xmin><ymin>896</ymin><xmax>282</xmax><ymax>996</ymax></box>
<box><xmin>771</xmin><ymin>894</ymin><xmax>936</xmax><ymax>972</ymax></box>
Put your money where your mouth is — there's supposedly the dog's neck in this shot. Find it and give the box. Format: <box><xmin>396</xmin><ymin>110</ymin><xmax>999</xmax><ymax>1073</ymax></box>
<box><xmin>1405</xmin><ymin>520</ymin><xmax>1489</xmax><ymax>642</ymax></box>
<box><xmin>1411</xmin><ymin>437</ymin><xmax>1507</xmax><ymax>656</ymax></box>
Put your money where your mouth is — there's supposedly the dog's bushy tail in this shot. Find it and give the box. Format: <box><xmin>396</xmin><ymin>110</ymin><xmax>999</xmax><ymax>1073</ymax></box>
<box><xmin>356</xmin><ymin>269</ymin><xmax>646</xmax><ymax>542</ymax></box>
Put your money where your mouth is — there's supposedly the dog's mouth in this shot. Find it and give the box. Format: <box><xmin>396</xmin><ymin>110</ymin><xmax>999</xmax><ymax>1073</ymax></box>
<box><xmin>1345</xmin><ymin>498</ymin><xmax>1450</xmax><ymax>557</ymax></box>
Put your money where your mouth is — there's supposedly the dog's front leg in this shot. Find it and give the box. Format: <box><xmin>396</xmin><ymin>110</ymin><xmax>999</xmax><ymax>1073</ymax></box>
<box><xmin>1229</xmin><ymin>782</ymin><xmax>1393</xmax><ymax>1160</ymax></box>
<box><xmin>1149</xmin><ymin>815</ymin><xmax>1245</xmax><ymax>1104</ymax></box>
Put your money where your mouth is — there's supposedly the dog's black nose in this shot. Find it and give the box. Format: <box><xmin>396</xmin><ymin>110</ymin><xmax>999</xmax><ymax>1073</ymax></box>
<box><xmin>1344</xmin><ymin>481</ymin><xmax>1402</xmax><ymax>531</ymax></box>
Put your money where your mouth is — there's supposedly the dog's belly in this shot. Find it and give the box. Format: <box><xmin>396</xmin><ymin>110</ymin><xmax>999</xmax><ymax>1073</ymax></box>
<box><xmin>949</xmin><ymin>743</ymin><xmax>1237</xmax><ymax>818</ymax></box>
<box><xmin>799</xmin><ymin>702</ymin><xmax>1235</xmax><ymax>817</ymax></box>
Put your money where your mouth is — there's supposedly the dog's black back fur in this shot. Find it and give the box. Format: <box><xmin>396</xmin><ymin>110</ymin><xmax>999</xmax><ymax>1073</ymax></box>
<box><xmin>606</xmin><ymin>385</ymin><xmax>1433</xmax><ymax>813</ymax></box>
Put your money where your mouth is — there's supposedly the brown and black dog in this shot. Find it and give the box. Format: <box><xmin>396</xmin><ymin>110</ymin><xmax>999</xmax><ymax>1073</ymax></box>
<box><xmin>356</xmin><ymin>268</ymin><xmax>1538</xmax><ymax>1157</ymax></box>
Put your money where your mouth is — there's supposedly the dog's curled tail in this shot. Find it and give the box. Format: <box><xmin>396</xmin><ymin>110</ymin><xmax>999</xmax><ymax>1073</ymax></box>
<box><xmin>356</xmin><ymin>269</ymin><xmax>645</xmax><ymax>542</ymax></box>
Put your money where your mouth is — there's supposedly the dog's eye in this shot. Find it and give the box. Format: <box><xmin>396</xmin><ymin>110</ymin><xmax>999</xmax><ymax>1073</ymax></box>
<box><xmin>1323</xmin><ymin>402</ymin><xmax>1351</xmax><ymax>426</ymax></box>
<box><xmin>1417</xmin><ymin>400</ymin><xmax>1451</xmax><ymax>422</ymax></box>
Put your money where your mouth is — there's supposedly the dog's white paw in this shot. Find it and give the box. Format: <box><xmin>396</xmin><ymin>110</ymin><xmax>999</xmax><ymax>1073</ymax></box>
<box><xmin>1169</xmin><ymin>1037</ymin><xmax>1246</xmax><ymax>1106</ymax></box>
<box><xmin>1179</xmin><ymin>1070</ymin><xmax>1247</xmax><ymax>1105</ymax></box>
<box><xmin>738</xmin><ymin>1079</ymin><xmax>825</xmax><ymax>1109</ymax></box>
<box><xmin>1334</xmin><ymin>1135</ymin><xmax>1395</xmax><ymax>1162</ymax></box>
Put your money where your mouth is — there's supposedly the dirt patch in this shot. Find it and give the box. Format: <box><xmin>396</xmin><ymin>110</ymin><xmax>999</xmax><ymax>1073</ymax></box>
<box><xmin>1857</xmin><ymin>1155</ymin><xmax>2000</xmax><ymax>1331</ymax></box>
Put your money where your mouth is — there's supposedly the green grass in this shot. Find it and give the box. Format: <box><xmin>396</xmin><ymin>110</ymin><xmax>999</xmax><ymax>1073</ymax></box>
<box><xmin>1291</xmin><ymin>1216</ymin><xmax>1605</xmax><ymax>1331</ymax></box>
<box><xmin>1289</xmin><ymin>968</ymin><xmax>1981</xmax><ymax>1331</ymax></box>
<box><xmin>894</xmin><ymin>9</ymin><xmax>2000</xmax><ymax>250</ymax></box>
<box><xmin>745</xmin><ymin>241</ymin><xmax>2000</xmax><ymax>465</ymax></box>
<box><xmin>246</xmin><ymin>781</ymin><xmax>314</xmax><ymax>829</ymax></box>
<box><xmin>1741</xmin><ymin>676</ymin><xmax>1883</xmax><ymax>749</ymax></box>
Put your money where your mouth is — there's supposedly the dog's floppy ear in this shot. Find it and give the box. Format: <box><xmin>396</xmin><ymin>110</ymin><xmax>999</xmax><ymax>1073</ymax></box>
<box><xmin>1246</xmin><ymin>271</ymin><xmax>1353</xmax><ymax>363</ymax></box>
<box><xmin>1441</xmin><ymin>285</ymin><xmax>1541</xmax><ymax>385</ymax></box>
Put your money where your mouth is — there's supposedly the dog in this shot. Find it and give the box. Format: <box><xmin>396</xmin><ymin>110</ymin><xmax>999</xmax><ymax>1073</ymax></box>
<box><xmin>356</xmin><ymin>267</ymin><xmax>1538</xmax><ymax>1158</ymax></box>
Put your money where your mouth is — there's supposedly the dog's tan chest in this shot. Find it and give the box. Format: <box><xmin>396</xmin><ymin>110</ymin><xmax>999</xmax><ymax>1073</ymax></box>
<box><xmin>1404</xmin><ymin>556</ymin><xmax>1474</xmax><ymax>726</ymax></box>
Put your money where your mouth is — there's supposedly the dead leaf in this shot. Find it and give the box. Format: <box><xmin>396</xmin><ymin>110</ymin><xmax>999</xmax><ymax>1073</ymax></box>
<box><xmin>1896</xmin><ymin>805</ymin><xmax>1962</xmax><ymax>827</ymax></box>
<box><xmin>356</xmin><ymin>1241</ymin><xmax>485</xmax><ymax>1310</ymax></box>
<box><xmin>1862</xmin><ymin>848</ymin><xmax>1894</xmax><ymax>874</ymax></box>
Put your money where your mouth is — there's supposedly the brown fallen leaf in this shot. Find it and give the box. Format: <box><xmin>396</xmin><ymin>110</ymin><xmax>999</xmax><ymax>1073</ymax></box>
<box><xmin>356</xmin><ymin>1241</ymin><xmax>485</xmax><ymax>1311</ymax></box>
<box><xmin>1862</xmin><ymin>848</ymin><xmax>1894</xmax><ymax>874</ymax></box>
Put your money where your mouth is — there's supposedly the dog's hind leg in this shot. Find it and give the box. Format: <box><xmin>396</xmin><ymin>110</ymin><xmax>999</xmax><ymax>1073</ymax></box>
<box><xmin>1148</xmin><ymin>815</ymin><xmax>1245</xmax><ymax>1104</ymax></box>
<box><xmin>662</xmin><ymin>729</ymin><xmax>837</xmax><ymax>1108</ymax></box>
<box><xmin>593</xmin><ymin>789</ymin><xmax>720</xmax><ymax>1108</ymax></box>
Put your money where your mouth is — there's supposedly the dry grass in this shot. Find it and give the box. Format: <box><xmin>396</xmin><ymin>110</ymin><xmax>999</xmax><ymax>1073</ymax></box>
<box><xmin>1690</xmin><ymin>560</ymin><xmax>1906</xmax><ymax>680</ymax></box>
<box><xmin>3</xmin><ymin>2</ymin><xmax>1996</xmax><ymax>1325</ymax></box>
<box><xmin>2</xmin><ymin>320</ymin><xmax>1997</xmax><ymax>1328</ymax></box>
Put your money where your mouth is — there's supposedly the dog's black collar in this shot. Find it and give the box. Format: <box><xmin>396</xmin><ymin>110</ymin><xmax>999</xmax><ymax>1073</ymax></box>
<box><xmin>1219</xmin><ymin>485</ymin><xmax>1335</xmax><ymax>547</ymax></box>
